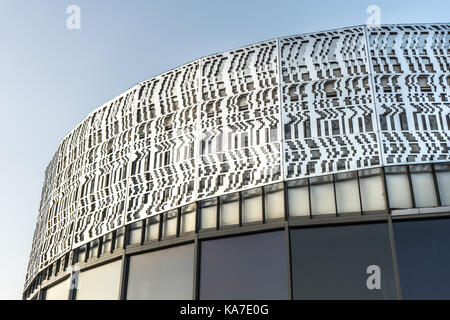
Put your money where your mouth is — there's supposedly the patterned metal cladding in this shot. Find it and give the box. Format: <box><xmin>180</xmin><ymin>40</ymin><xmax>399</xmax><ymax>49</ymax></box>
<box><xmin>368</xmin><ymin>24</ymin><xmax>450</xmax><ymax>164</ymax></box>
<box><xmin>25</xmin><ymin>24</ymin><xmax>450</xmax><ymax>288</ymax></box>
<box><xmin>280</xmin><ymin>26</ymin><xmax>381</xmax><ymax>178</ymax></box>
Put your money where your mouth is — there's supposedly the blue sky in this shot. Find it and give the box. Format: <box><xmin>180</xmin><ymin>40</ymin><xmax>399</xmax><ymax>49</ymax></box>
<box><xmin>0</xmin><ymin>0</ymin><xmax>448</xmax><ymax>299</ymax></box>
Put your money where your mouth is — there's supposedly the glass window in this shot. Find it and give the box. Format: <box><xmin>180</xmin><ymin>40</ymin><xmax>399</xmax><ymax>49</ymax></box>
<box><xmin>54</xmin><ymin>259</ymin><xmax>61</xmax><ymax>276</ymax></box>
<box><xmin>385</xmin><ymin>166</ymin><xmax>413</xmax><ymax>209</ymax></box>
<box><xmin>264</xmin><ymin>183</ymin><xmax>285</xmax><ymax>220</ymax></box>
<box><xmin>393</xmin><ymin>219</ymin><xmax>450</xmax><ymax>299</ymax></box>
<box><xmin>76</xmin><ymin>245</ymin><xmax>86</xmax><ymax>264</ymax></box>
<box><xmin>410</xmin><ymin>165</ymin><xmax>438</xmax><ymax>207</ymax></box>
<box><xmin>200</xmin><ymin>198</ymin><xmax>217</xmax><ymax>230</ymax></box>
<box><xmin>220</xmin><ymin>193</ymin><xmax>239</xmax><ymax>227</ymax></box>
<box><xmin>127</xmin><ymin>244</ymin><xmax>195</xmax><ymax>300</ymax></box>
<box><xmin>75</xmin><ymin>259</ymin><xmax>122</xmax><ymax>300</ymax></box>
<box><xmin>435</xmin><ymin>164</ymin><xmax>450</xmax><ymax>205</ymax></box>
<box><xmin>89</xmin><ymin>239</ymin><xmax>100</xmax><ymax>260</ymax></box>
<box><xmin>310</xmin><ymin>175</ymin><xmax>336</xmax><ymax>215</ymax></box>
<box><xmin>359</xmin><ymin>168</ymin><xmax>387</xmax><ymax>212</ymax></box>
<box><xmin>145</xmin><ymin>215</ymin><xmax>160</xmax><ymax>241</ymax></box>
<box><xmin>290</xmin><ymin>224</ymin><xmax>397</xmax><ymax>299</ymax></box>
<box><xmin>335</xmin><ymin>172</ymin><xmax>361</xmax><ymax>214</ymax></box>
<box><xmin>242</xmin><ymin>188</ymin><xmax>262</xmax><ymax>223</ymax></box>
<box><xmin>62</xmin><ymin>253</ymin><xmax>70</xmax><ymax>271</ymax></box>
<box><xmin>128</xmin><ymin>221</ymin><xmax>143</xmax><ymax>245</ymax></box>
<box><xmin>45</xmin><ymin>278</ymin><xmax>70</xmax><ymax>300</ymax></box>
<box><xmin>200</xmin><ymin>231</ymin><xmax>288</xmax><ymax>299</ymax></box>
<box><xmin>287</xmin><ymin>179</ymin><xmax>310</xmax><ymax>217</ymax></box>
<box><xmin>180</xmin><ymin>203</ymin><xmax>196</xmax><ymax>234</ymax></box>
<box><xmin>162</xmin><ymin>209</ymin><xmax>178</xmax><ymax>238</ymax></box>
<box><xmin>102</xmin><ymin>232</ymin><xmax>113</xmax><ymax>255</ymax></box>
<box><xmin>115</xmin><ymin>227</ymin><xmax>125</xmax><ymax>250</ymax></box>
<box><xmin>47</xmin><ymin>264</ymin><xmax>53</xmax><ymax>280</ymax></box>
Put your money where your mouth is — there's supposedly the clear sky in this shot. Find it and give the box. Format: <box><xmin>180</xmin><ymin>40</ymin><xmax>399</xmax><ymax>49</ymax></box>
<box><xmin>0</xmin><ymin>0</ymin><xmax>448</xmax><ymax>300</ymax></box>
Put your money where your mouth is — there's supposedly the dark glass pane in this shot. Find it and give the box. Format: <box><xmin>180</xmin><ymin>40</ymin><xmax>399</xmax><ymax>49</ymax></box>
<box><xmin>200</xmin><ymin>231</ymin><xmax>288</xmax><ymax>299</ymax></box>
<box><xmin>394</xmin><ymin>219</ymin><xmax>450</xmax><ymax>299</ymax></box>
<box><xmin>290</xmin><ymin>223</ymin><xmax>397</xmax><ymax>299</ymax></box>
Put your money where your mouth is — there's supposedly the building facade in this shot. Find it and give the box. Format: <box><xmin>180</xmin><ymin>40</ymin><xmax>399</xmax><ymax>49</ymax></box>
<box><xmin>24</xmin><ymin>23</ymin><xmax>450</xmax><ymax>300</ymax></box>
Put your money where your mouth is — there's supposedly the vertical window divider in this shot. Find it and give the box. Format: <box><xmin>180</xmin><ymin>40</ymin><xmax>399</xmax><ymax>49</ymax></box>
<box><xmin>387</xmin><ymin>215</ymin><xmax>402</xmax><ymax>300</ymax></box>
<box><xmin>122</xmin><ymin>227</ymin><xmax>127</xmax><ymax>250</ymax></box>
<box><xmin>64</xmin><ymin>252</ymin><xmax>70</xmax><ymax>270</ymax></box>
<box><xmin>283</xmin><ymin>181</ymin><xmax>289</xmax><ymax>220</ymax></box>
<box><xmin>70</xmin><ymin>249</ymin><xmax>76</xmax><ymax>267</ymax></box>
<box><xmin>111</xmin><ymin>230</ymin><xmax>117</xmax><ymax>254</ymax></box>
<box><xmin>238</xmin><ymin>192</ymin><xmax>243</xmax><ymax>227</ymax></box>
<box><xmin>406</xmin><ymin>166</ymin><xmax>416</xmax><ymax>208</ymax></box>
<box><xmin>332</xmin><ymin>174</ymin><xmax>338</xmax><ymax>217</ymax></box>
<box><xmin>176</xmin><ymin>207</ymin><xmax>181</xmax><ymax>237</ymax></box>
<box><xmin>261</xmin><ymin>187</ymin><xmax>266</xmax><ymax>224</ymax></box>
<box><xmin>85</xmin><ymin>243</ymin><xmax>90</xmax><ymax>262</ymax></box>
<box><xmin>381</xmin><ymin>167</ymin><xmax>391</xmax><ymax>213</ymax></box>
<box><xmin>195</xmin><ymin>201</ymin><xmax>200</xmax><ymax>233</ymax></box>
<box><xmin>216</xmin><ymin>196</ymin><xmax>220</xmax><ymax>230</ymax></box>
<box><xmin>308</xmin><ymin>178</ymin><xmax>312</xmax><ymax>219</ymax></box>
<box><xmin>98</xmin><ymin>237</ymin><xmax>103</xmax><ymax>258</ymax></box>
<box><xmin>285</xmin><ymin>223</ymin><xmax>293</xmax><ymax>300</ymax></box>
<box><xmin>124</xmin><ymin>225</ymin><xmax>131</xmax><ymax>248</ymax></box>
<box><xmin>158</xmin><ymin>213</ymin><xmax>163</xmax><ymax>241</ymax></box>
<box><xmin>356</xmin><ymin>170</ymin><xmax>363</xmax><ymax>215</ymax></box>
<box><xmin>193</xmin><ymin>235</ymin><xmax>201</xmax><ymax>300</ymax></box>
<box><xmin>431</xmin><ymin>163</ymin><xmax>442</xmax><ymax>206</ymax></box>
<box><xmin>141</xmin><ymin>219</ymin><xmax>146</xmax><ymax>245</ymax></box>
<box><xmin>118</xmin><ymin>254</ymin><xmax>129</xmax><ymax>300</ymax></box>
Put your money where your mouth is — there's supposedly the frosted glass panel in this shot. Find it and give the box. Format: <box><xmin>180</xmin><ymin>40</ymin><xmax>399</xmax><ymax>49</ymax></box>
<box><xmin>127</xmin><ymin>244</ymin><xmax>194</xmax><ymax>300</ymax></box>
<box><xmin>242</xmin><ymin>189</ymin><xmax>262</xmax><ymax>223</ymax></box>
<box><xmin>181</xmin><ymin>204</ymin><xmax>196</xmax><ymax>234</ymax></box>
<box><xmin>220</xmin><ymin>194</ymin><xmax>239</xmax><ymax>226</ymax></box>
<box><xmin>76</xmin><ymin>246</ymin><xmax>86</xmax><ymax>263</ymax></box>
<box><xmin>436</xmin><ymin>165</ymin><xmax>450</xmax><ymax>205</ymax></box>
<box><xmin>288</xmin><ymin>179</ymin><xmax>309</xmax><ymax>217</ymax></box>
<box><xmin>128</xmin><ymin>222</ymin><xmax>142</xmax><ymax>245</ymax></box>
<box><xmin>89</xmin><ymin>240</ymin><xmax>100</xmax><ymax>259</ymax></box>
<box><xmin>385</xmin><ymin>167</ymin><xmax>412</xmax><ymax>209</ymax></box>
<box><xmin>201</xmin><ymin>199</ymin><xmax>217</xmax><ymax>229</ymax></box>
<box><xmin>45</xmin><ymin>278</ymin><xmax>69</xmax><ymax>300</ymax></box>
<box><xmin>102</xmin><ymin>233</ymin><xmax>113</xmax><ymax>255</ymax></box>
<box><xmin>410</xmin><ymin>165</ymin><xmax>437</xmax><ymax>207</ymax></box>
<box><xmin>310</xmin><ymin>176</ymin><xmax>335</xmax><ymax>215</ymax></box>
<box><xmin>115</xmin><ymin>227</ymin><xmax>125</xmax><ymax>250</ymax></box>
<box><xmin>359</xmin><ymin>169</ymin><xmax>386</xmax><ymax>212</ymax></box>
<box><xmin>146</xmin><ymin>215</ymin><xmax>160</xmax><ymax>241</ymax></box>
<box><xmin>335</xmin><ymin>172</ymin><xmax>361</xmax><ymax>214</ymax></box>
<box><xmin>76</xmin><ymin>260</ymin><xmax>122</xmax><ymax>300</ymax></box>
<box><xmin>162</xmin><ymin>210</ymin><xmax>178</xmax><ymax>237</ymax></box>
<box><xmin>265</xmin><ymin>183</ymin><xmax>285</xmax><ymax>220</ymax></box>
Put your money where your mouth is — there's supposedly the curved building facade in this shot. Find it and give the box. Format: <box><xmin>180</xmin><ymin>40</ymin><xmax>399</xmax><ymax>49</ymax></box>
<box><xmin>24</xmin><ymin>23</ymin><xmax>450</xmax><ymax>300</ymax></box>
